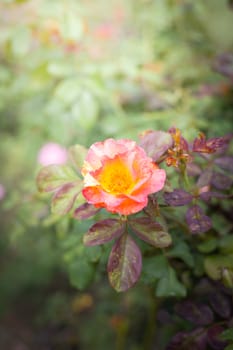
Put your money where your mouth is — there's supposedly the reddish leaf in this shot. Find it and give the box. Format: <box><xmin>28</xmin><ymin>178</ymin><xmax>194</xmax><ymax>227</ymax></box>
<box><xmin>167</xmin><ymin>328</ymin><xmax>207</xmax><ymax>350</ymax></box>
<box><xmin>164</xmin><ymin>189</ymin><xmax>193</xmax><ymax>206</ymax></box>
<box><xmin>107</xmin><ymin>234</ymin><xmax>142</xmax><ymax>292</ymax></box>
<box><xmin>196</xmin><ymin>168</ymin><xmax>213</xmax><ymax>188</ymax></box>
<box><xmin>209</xmin><ymin>292</ymin><xmax>232</xmax><ymax>319</ymax></box>
<box><xmin>200</xmin><ymin>191</ymin><xmax>229</xmax><ymax>201</ymax></box>
<box><xmin>193</xmin><ymin>133</ymin><xmax>229</xmax><ymax>153</ymax></box>
<box><xmin>129</xmin><ymin>217</ymin><xmax>172</xmax><ymax>248</ymax></box>
<box><xmin>83</xmin><ymin>219</ymin><xmax>125</xmax><ymax>246</ymax></box>
<box><xmin>169</xmin><ymin>127</ymin><xmax>189</xmax><ymax>151</ymax></box>
<box><xmin>186</xmin><ymin>205</ymin><xmax>212</xmax><ymax>234</ymax></box>
<box><xmin>68</xmin><ymin>144</ymin><xmax>88</xmax><ymax>174</ymax></box>
<box><xmin>211</xmin><ymin>172</ymin><xmax>233</xmax><ymax>190</ymax></box>
<box><xmin>214</xmin><ymin>156</ymin><xmax>233</xmax><ymax>173</ymax></box>
<box><xmin>51</xmin><ymin>180</ymin><xmax>82</xmax><ymax>215</ymax></box>
<box><xmin>187</xmin><ymin>162</ymin><xmax>202</xmax><ymax>176</ymax></box>
<box><xmin>175</xmin><ymin>300</ymin><xmax>214</xmax><ymax>325</ymax></box>
<box><xmin>37</xmin><ymin>164</ymin><xmax>78</xmax><ymax>193</ymax></box>
<box><xmin>207</xmin><ymin>325</ymin><xmax>228</xmax><ymax>350</ymax></box>
<box><xmin>143</xmin><ymin>195</ymin><xmax>159</xmax><ymax>217</ymax></box>
<box><xmin>73</xmin><ymin>202</ymin><xmax>101</xmax><ymax>220</ymax></box>
<box><xmin>139</xmin><ymin>130</ymin><xmax>173</xmax><ymax>161</ymax></box>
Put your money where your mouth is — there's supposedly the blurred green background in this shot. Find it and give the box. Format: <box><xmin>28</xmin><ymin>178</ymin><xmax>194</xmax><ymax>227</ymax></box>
<box><xmin>0</xmin><ymin>0</ymin><xmax>233</xmax><ymax>349</ymax></box>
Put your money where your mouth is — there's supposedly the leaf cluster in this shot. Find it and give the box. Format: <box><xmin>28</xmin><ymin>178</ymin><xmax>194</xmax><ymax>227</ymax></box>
<box><xmin>37</xmin><ymin>128</ymin><xmax>233</xmax><ymax>296</ymax></box>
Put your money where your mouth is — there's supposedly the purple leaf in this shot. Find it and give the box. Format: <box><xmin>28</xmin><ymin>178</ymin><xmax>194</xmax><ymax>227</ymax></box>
<box><xmin>143</xmin><ymin>195</ymin><xmax>158</xmax><ymax>217</ymax></box>
<box><xmin>73</xmin><ymin>202</ymin><xmax>101</xmax><ymax>220</ymax></box>
<box><xmin>196</xmin><ymin>168</ymin><xmax>213</xmax><ymax>188</ymax></box>
<box><xmin>199</xmin><ymin>191</ymin><xmax>229</xmax><ymax>201</ymax></box>
<box><xmin>139</xmin><ymin>130</ymin><xmax>173</xmax><ymax>161</ymax></box>
<box><xmin>214</xmin><ymin>156</ymin><xmax>233</xmax><ymax>173</ymax></box>
<box><xmin>129</xmin><ymin>217</ymin><xmax>172</xmax><ymax>248</ymax></box>
<box><xmin>164</xmin><ymin>189</ymin><xmax>193</xmax><ymax>206</ymax></box>
<box><xmin>213</xmin><ymin>53</ymin><xmax>233</xmax><ymax>79</ymax></box>
<box><xmin>209</xmin><ymin>292</ymin><xmax>232</xmax><ymax>319</ymax></box>
<box><xmin>166</xmin><ymin>328</ymin><xmax>207</xmax><ymax>350</ymax></box>
<box><xmin>51</xmin><ymin>180</ymin><xmax>82</xmax><ymax>215</ymax></box>
<box><xmin>186</xmin><ymin>205</ymin><xmax>212</xmax><ymax>234</ymax></box>
<box><xmin>187</xmin><ymin>162</ymin><xmax>202</xmax><ymax>176</ymax></box>
<box><xmin>193</xmin><ymin>133</ymin><xmax>229</xmax><ymax>153</ymax></box>
<box><xmin>37</xmin><ymin>164</ymin><xmax>78</xmax><ymax>192</ymax></box>
<box><xmin>68</xmin><ymin>144</ymin><xmax>88</xmax><ymax>174</ymax></box>
<box><xmin>211</xmin><ymin>172</ymin><xmax>233</xmax><ymax>190</ymax></box>
<box><xmin>175</xmin><ymin>300</ymin><xmax>214</xmax><ymax>326</ymax></box>
<box><xmin>83</xmin><ymin>219</ymin><xmax>125</xmax><ymax>246</ymax></box>
<box><xmin>107</xmin><ymin>234</ymin><xmax>142</xmax><ymax>292</ymax></box>
<box><xmin>193</xmin><ymin>278</ymin><xmax>215</xmax><ymax>295</ymax></box>
<box><xmin>207</xmin><ymin>325</ymin><xmax>228</xmax><ymax>350</ymax></box>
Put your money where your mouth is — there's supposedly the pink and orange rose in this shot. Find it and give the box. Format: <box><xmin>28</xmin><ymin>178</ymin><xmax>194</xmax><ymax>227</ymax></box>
<box><xmin>81</xmin><ymin>138</ymin><xmax>166</xmax><ymax>215</ymax></box>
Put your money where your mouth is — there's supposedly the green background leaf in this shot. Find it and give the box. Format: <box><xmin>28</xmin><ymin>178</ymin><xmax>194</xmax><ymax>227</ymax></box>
<box><xmin>155</xmin><ymin>266</ymin><xmax>187</xmax><ymax>298</ymax></box>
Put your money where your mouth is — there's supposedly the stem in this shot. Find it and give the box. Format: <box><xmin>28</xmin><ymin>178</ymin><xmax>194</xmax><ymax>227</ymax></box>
<box><xmin>179</xmin><ymin>162</ymin><xmax>190</xmax><ymax>190</ymax></box>
<box><xmin>143</xmin><ymin>287</ymin><xmax>160</xmax><ymax>350</ymax></box>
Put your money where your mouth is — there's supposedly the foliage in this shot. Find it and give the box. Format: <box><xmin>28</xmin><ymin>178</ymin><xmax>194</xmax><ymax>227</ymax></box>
<box><xmin>37</xmin><ymin>129</ymin><xmax>233</xmax><ymax>294</ymax></box>
<box><xmin>0</xmin><ymin>0</ymin><xmax>233</xmax><ymax>349</ymax></box>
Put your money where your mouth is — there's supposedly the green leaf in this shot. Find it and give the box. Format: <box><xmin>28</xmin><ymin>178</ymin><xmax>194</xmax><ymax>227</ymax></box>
<box><xmin>204</xmin><ymin>254</ymin><xmax>233</xmax><ymax>280</ymax></box>
<box><xmin>60</xmin><ymin>12</ymin><xmax>84</xmax><ymax>41</ymax></box>
<box><xmin>224</xmin><ymin>345</ymin><xmax>233</xmax><ymax>350</ymax></box>
<box><xmin>54</xmin><ymin>78</ymin><xmax>81</xmax><ymax>105</ymax></box>
<box><xmin>51</xmin><ymin>180</ymin><xmax>82</xmax><ymax>215</ymax></box>
<box><xmin>107</xmin><ymin>234</ymin><xmax>142</xmax><ymax>292</ymax></box>
<box><xmin>167</xmin><ymin>241</ymin><xmax>194</xmax><ymax>267</ymax></box>
<box><xmin>71</xmin><ymin>91</ymin><xmax>99</xmax><ymax>130</ymax></box>
<box><xmin>68</xmin><ymin>144</ymin><xmax>88</xmax><ymax>174</ymax></box>
<box><xmin>11</xmin><ymin>26</ymin><xmax>31</xmax><ymax>57</ymax></box>
<box><xmin>84</xmin><ymin>245</ymin><xmax>102</xmax><ymax>263</ymax></box>
<box><xmin>197</xmin><ymin>238</ymin><xmax>218</xmax><ymax>253</ymax></box>
<box><xmin>219</xmin><ymin>236</ymin><xmax>233</xmax><ymax>254</ymax></box>
<box><xmin>156</xmin><ymin>266</ymin><xmax>187</xmax><ymax>298</ymax></box>
<box><xmin>220</xmin><ymin>328</ymin><xmax>233</xmax><ymax>341</ymax></box>
<box><xmin>141</xmin><ymin>255</ymin><xmax>168</xmax><ymax>284</ymax></box>
<box><xmin>68</xmin><ymin>260</ymin><xmax>95</xmax><ymax>290</ymax></box>
<box><xmin>129</xmin><ymin>217</ymin><xmax>172</xmax><ymax>248</ymax></box>
<box><xmin>222</xmin><ymin>268</ymin><xmax>233</xmax><ymax>289</ymax></box>
<box><xmin>37</xmin><ymin>165</ymin><xmax>78</xmax><ymax>193</ymax></box>
<box><xmin>83</xmin><ymin>219</ymin><xmax>125</xmax><ymax>246</ymax></box>
<box><xmin>47</xmin><ymin>61</ymin><xmax>74</xmax><ymax>78</ymax></box>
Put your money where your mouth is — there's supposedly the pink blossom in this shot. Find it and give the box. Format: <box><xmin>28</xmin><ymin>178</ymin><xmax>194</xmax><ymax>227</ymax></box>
<box><xmin>82</xmin><ymin>138</ymin><xmax>166</xmax><ymax>215</ymax></box>
<box><xmin>37</xmin><ymin>142</ymin><xmax>67</xmax><ymax>166</ymax></box>
<box><xmin>93</xmin><ymin>23</ymin><xmax>118</xmax><ymax>40</ymax></box>
<box><xmin>0</xmin><ymin>184</ymin><xmax>6</xmax><ymax>201</ymax></box>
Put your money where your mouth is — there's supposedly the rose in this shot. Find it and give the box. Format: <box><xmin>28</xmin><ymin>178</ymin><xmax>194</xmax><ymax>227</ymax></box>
<box><xmin>81</xmin><ymin>138</ymin><xmax>166</xmax><ymax>215</ymax></box>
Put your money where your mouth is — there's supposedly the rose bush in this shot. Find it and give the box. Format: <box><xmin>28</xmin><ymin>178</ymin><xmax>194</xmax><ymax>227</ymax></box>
<box><xmin>37</xmin><ymin>128</ymin><xmax>232</xmax><ymax>296</ymax></box>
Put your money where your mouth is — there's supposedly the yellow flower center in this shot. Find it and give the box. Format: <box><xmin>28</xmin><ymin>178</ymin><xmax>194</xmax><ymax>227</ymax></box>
<box><xmin>99</xmin><ymin>158</ymin><xmax>134</xmax><ymax>195</ymax></box>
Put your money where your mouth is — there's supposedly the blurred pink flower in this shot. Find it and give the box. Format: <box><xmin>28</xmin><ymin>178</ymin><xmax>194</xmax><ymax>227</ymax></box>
<box><xmin>37</xmin><ymin>142</ymin><xmax>68</xmax><ymax>166</ymax></box>
<box><xmin>0</xmin><ymin>184</ymin><xmax>6</xmax><ymax>201</ymax></box>
<box><xmin>93</xmin><ymin>23</ymin><xmax>118</xmax><ymax>40</ymax></box>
